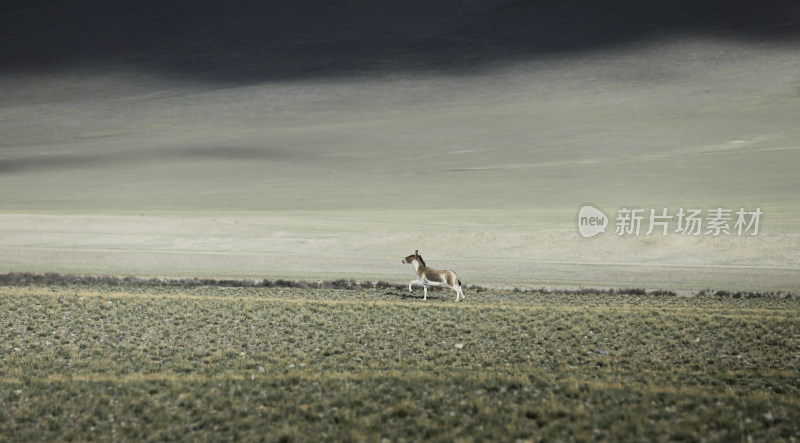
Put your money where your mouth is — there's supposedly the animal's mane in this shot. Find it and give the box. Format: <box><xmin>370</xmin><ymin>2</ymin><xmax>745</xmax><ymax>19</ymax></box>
<box><xmin>416</xmin><ymin>254</ymin><xmax>426</xmax><ymax>267</ymax></box>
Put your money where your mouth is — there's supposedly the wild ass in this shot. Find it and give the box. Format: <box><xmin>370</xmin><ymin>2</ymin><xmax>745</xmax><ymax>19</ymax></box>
<box><xmin>402</xmin><ymin>250</ymin><xmax>465</xmax><ymax>302</ymax></box>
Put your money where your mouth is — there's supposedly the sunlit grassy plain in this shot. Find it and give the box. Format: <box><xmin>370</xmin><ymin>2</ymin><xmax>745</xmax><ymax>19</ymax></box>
<box><xmin>2</xmin><ymin>283</ymin><xmax>799</xmax><ymax>441</ymax></box>
<box><xmin>3</xmin><ymin>2</ymin><xmax>800</xmax><ymax>440</ymax></box>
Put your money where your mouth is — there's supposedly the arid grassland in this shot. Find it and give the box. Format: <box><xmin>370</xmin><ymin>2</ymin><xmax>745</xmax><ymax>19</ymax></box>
<box><xmin>2</xmin><ymin>285</ymin><xmax>799</xmax><ymax>442</ymax></box>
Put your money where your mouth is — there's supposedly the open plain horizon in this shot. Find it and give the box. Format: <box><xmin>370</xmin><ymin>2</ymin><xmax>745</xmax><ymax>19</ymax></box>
<box><xmin>2</xmin><ymin>0</ymin><xmax>799</xmax><ymax>292</ymax></box>
<box><xmin>3</xmin><ymin>2</ymin><xmax>800</xmax><ymax>440</ymax></box>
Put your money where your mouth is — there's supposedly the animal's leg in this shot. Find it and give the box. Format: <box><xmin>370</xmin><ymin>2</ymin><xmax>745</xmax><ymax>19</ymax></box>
<box><xmin>423</xmin><ymin>284</ymin><xmax>428</xmax><ymax>301</ymax></box>
<box><xmin>409</xmin><ymin>280</ymin><xmax>417</xmax><ymax>292</ymax></box>
<box><xmin>442</xmin><ymin>281</ymin><xmax>458</xmax><ymax>302</ymax></box>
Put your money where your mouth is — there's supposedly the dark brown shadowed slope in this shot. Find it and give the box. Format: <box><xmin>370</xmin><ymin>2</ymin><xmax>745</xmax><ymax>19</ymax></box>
<box><xmin>2</xmin><ymin>0</ymin><xmax>799</xmax><ymax>82</ymax></box>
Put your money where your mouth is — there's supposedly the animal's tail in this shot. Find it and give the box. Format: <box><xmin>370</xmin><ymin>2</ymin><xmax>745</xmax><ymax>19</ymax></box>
<box><xmin>457</xmin><ymin>279</ymin><xmax>462</xmax><ymax>286</ymax></box>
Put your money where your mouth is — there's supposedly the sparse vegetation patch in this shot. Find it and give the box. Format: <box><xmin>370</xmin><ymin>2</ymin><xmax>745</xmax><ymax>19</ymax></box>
<box><xmin>2</xmin><ymin>272</ymin><xmax>796</xmax><ymax>299</ymax></box>
<box><xmin>2</xmin><ymin>283</ymin><xmax>799</xmax><ymax>441</ymax></box>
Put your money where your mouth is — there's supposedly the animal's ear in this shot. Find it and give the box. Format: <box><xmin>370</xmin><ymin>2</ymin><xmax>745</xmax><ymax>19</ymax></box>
<box><xmin>415</xmin><ymin>249</ymin><xmax>419</xmax><ymax>255</ymax></box>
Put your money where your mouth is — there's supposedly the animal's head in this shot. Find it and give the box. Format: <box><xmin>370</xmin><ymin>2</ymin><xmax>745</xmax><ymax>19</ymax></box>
<box><xmin>402</xmin><ymin>250</ymin><xmax>425</xmax><ymax>267</ymax></box>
